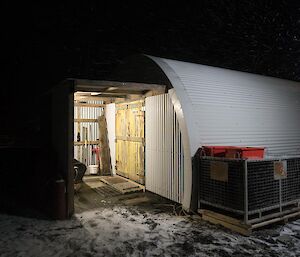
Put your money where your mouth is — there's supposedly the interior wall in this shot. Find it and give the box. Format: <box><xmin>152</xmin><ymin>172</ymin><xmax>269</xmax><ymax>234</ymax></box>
<box><xmin>74</xmin><ymin>100</ymin><xmax>104</xmax><ymax>167</ymax></box>
<box><xmin>105</xmin><ymin>103</ymin><xmax>116</xmax><ymax>175</ymax></box>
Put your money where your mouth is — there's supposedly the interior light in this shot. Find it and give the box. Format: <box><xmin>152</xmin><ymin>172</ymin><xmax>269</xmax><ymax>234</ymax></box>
<box><xmin>107</xmin><ymin>87</ymin><xmax>118</xmax><ymax>91</ymax></box>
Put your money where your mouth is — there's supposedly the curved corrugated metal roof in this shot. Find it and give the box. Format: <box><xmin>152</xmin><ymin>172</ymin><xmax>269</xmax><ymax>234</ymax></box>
<box><xmin>148</xmin><ymin>55</ymin><xmax>300</xmax><ymax>157</ymax></box>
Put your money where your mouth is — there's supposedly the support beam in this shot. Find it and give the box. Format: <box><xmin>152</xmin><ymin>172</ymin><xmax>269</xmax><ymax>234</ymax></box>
<box><xmin>74</xmin><ymin>103</ymin><xmax>105</xmax><ymax>108</ymax></box>
<box><xmin>74</xmin><ymin>79</ymin><xmax>165</xmax><ymax>91</ymax></box>
<box><xmin>73</xmin><ymin>79</ymin><xmax>166</xmax><ymax>96</ymax></box>
<box><xmin>74</xmin><ymin>119</ymin><xmax>98</xmax><ymax>123</ymax></box>
<box><xmin>74</xmin><ymin>141</ymin><xmax>99</xmax><ymax>146</ymax></box>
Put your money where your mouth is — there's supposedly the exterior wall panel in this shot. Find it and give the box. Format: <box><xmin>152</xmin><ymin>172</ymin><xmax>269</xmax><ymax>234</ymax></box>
<box><xmin>145</xmin><ymin>93</ymin><xmax>184</xmax><ymax>203</ymax></box>
<box><xmin>149</xmin><ymin>56</ymin><xmax>300</xmax><ymax>157</ymax></box>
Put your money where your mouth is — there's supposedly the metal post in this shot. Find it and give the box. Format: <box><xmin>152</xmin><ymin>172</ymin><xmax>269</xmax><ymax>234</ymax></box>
<box><xmin>244</xmin><ymin>160</ymin><xmax>248</xmax><ymax>224</ymax></box>
<box><xmin>279</xmin><ymin>177</ymin><xmax>282</xmax><ymax>213</ymax></box>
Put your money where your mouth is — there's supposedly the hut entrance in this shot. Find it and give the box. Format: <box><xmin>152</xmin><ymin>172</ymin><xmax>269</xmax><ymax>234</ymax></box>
<box><xmin>70</xmin><ymin>80</ymin><xmax>165</xmax><ymax>214</ymax></box>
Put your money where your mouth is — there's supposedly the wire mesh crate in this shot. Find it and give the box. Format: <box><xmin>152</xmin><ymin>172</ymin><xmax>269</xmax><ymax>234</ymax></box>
<box><xmin>199</xmin><ymin>158</ymin><xmax>245</xmax><ymax>213</ymax></box>
<box><xmin>198</xmin><ymin>156</ymin><xmax>300</xmax><ymax>224</ymax></box>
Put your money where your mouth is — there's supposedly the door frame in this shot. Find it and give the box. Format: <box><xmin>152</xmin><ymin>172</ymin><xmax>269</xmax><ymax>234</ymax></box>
<box><xmin>51</xmin><ymin>80</ymin><xmax>74</xmax><ymax>218</ymax></box>
<box><xmin>57</xmin><ymin>79</ymin><xmax>165</xmax><ymax>216</ymax></box>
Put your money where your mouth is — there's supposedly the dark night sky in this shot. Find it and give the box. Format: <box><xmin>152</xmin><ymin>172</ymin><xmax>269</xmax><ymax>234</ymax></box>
<box><xmin>1</xmin><ymin>0</ymin><xmax>300</xmax><ymax>220</ymax></box>
<box><xmin>2</xmin><ymin>1</ymin><xmax>300</xmax><ymax>130</ymax></box>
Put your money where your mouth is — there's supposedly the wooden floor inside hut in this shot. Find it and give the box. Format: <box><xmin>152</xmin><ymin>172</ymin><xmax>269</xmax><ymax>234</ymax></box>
<box><xmin>74</xmin><ymin>175</ymin><xmax>167</xmax><ymax>214</ymax></box>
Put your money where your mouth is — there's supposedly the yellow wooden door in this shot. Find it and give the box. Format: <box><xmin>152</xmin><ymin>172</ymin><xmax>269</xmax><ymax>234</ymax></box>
<box><xmin>115</xmin><ymin>100</ymin><xmax>145</xmax><ymax>184</ymax></box>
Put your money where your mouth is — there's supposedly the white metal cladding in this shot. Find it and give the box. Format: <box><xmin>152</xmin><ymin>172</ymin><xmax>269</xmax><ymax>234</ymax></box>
<box><xmin>148</xmin><ymin>56</ymin><xmax>300</xmax><ymax>157</ymax></box>
<box><xmin>74</xmin><ymin>100</ymin><xmax>105</xmax><ymax>165</ymax></box>
<box><xmin>145</xmin><ymin>93</ymin><xmax>184</xmax><ymax>203</ymax></box>
<box><xmin>105</xmin><ymin>103</ymin><xmax>116</xmax><ymax>175</ymax></box>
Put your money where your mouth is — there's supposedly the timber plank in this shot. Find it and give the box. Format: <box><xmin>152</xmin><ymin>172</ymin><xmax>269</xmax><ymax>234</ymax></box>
<box><xmin>74</xmin><ymin>103</ymin><xmax>105</xmax><ymax>108</ymax></box>
<box><xmin>98</xmin><ymin>115</ymin><xmax>112</xmax><ymax>176</ymax></box>
<box><xmin>198</xmin><ymin>208</ymin><xmax>300</xmax><ymax>236</ymax></box>
<box><xmin>115</xmin><ymin>136</ymin><xmax>145</xmax><ymax>143</ymax></box>
<box><xmin>199</xmin><ymin>209</ymin><xmax>251</xmax><ymax>236</ymax></box>
<box><xmin>74</xmin><ymin>118</ymin><xmax>98</xmax><ymax>123</ymax></box>
<box><xmin>74</xmin><ymin>141</ymin><xmax>99</xmax><ymax>146</ymax></box>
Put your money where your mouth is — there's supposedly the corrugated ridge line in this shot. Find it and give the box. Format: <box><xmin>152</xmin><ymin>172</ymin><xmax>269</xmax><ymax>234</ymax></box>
<box><xmin>160</xmin><ymin>58</ymin><xmax>300</xmax><ymax>156</ymax></box>
<box><xmin>166</xmin><ymin>60</ymin><xmax>300</xmax><ymax>90</ymax></box>
<box><xmin>181</xmin><ymin>84</ymin><xmax>300</xmax><ymax>109</ymax></box>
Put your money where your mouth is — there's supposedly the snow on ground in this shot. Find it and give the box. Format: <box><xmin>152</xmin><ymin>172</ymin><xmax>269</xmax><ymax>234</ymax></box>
<box><xmin>0</xmin><ymin>206</ymin><xmax>299</xmax><ymax>257</ymax></box>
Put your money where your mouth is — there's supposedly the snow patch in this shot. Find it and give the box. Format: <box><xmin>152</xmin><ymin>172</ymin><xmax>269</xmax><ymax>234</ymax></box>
<box><xmin>0</xmin><ymin>206</ymin><xmax>299</xmax><ymax>256</ymax></box>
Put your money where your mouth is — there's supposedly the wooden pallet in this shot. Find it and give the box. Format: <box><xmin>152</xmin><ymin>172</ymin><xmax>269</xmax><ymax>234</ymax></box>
<box><xmin>198</xmin><ymin>209</ymin><xmax>300</xmax><ymax>236</ymax></box>
<box><xmin>100</xmin><ymin>175</ymin><xmax>144</xmax><ymax>194</ymax></box>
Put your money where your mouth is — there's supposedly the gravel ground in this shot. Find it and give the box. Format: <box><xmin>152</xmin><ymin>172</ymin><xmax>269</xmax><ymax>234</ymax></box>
<box><xmin>0</xmin><ymin>203</ymin><xmax>299</xmax><ymax>257</ymax></box>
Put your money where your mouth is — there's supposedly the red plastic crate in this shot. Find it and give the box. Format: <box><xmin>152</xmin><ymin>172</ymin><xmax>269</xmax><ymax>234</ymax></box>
<box><xmin>201</xmin><ymin>146</ymin><xmax>265</xmax><ymax>159</ymax></box>
<box><xmin>225</xmin><ymin>147</ymin><xmax>265</xmax><ymax>159</ymax></box>
<box><xmin>202</xmin><ymin>146</ymin><xmax>235</xmax><ymax>157</ymax></box>
<box><xmin>202</xmin><ymin>146</ymin><xmax>225</xmax><ymax>157</ymax></box>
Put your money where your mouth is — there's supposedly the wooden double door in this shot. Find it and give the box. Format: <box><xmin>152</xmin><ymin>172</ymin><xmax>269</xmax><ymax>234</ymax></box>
<box><xmin>115</xmin><ymin>100</ymin><xmax>145</xmax><ymax>185</ymax></box>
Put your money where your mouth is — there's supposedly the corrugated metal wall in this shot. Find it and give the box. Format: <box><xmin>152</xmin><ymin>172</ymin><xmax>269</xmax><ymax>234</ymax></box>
<box><xmin>149</xmin><ymin>56</ymin><xmax>300</xmax><ymax>157</ymax></box>
<box><xmin>145</xmin><ymin>94</ymin><xmax>184</xmax><ymax>203</ymax></box>
<box><xmin>74</xmin><ymin>101</ymin><xmax>104</xmax><ymax>166</ymax></box>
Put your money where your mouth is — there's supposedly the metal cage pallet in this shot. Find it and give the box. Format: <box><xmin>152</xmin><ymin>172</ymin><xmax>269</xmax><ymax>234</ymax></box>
<box><xmin>197</xmin><ymin>156</ymin><xmax>300</xmax><ymax>234</ymax></box>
